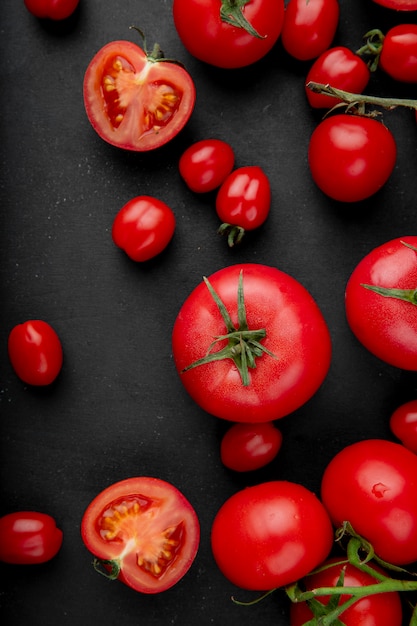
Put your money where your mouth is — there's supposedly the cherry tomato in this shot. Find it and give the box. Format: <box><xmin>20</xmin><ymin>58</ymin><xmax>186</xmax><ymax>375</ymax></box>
<box><xmin>83</xmin><ymin>37</ymin><xmax>195</xmax><ymax>151</ymax></box>
<box><xmin>390</xmin><ymin>400</ymin><xmax>417</xmax><ymax>453</ymax></box>
<box><xmin>0</xmin><ymin>512</ymin><xmax>63</xmax><ymax>564</ymax></box>
<box><xmin>281</xmin><ymin>0</ymin><xmax>340</xmax><ymax>61</ymax></box>
<box><xmin>305</xmin><ymin>47</ymin><xmax>370</xmax><ymax>109</ymax></box>
<box><xmin>172</xmin><ymin>264</ymin><xmax>332</xmax><ymax>423</ymax></box>
<box><xmin>321</xmin><ymin>438</ymin><xmax>417</xmax><ymax>565</ymax></box>
<box><xmin>172</xmin><ymin>0</ymin><xmax>285</xmax><ymax>69</ymax></box>
<box><xmin>290</xmin><ymin>557</ymin><xmax>403</xmax><ymax>626</ymax></box>
<box><xmin>371</xmin><ymin>0</ymin><xmax>417</xmax><ymax>9</ymax></box>
<box><xmin>211</xmin><ymin>481</ymin><xmax>333</xmax><ymax>590</ymax></box>
<box><xmin>379</xmin><ymin>24</ymin><xmax>417</xmax><ymax>83</ymax></box>
<box><xmin>220</xmin><ymin>422</ymin><xmax>282</xmax><ymax>471</ymax></box>
<box><xmin>24</xmin><ymin>0</ymin><xmax>79</xmax><ymax>20</ymax></box>
<box><xmin>8</xmin><ymin>320</ymin><xmax>63</xmax><ymax>386</ymax></box>
<box><xmin>345</xmin><ymin>236</ymin><xmax>417</xmax><ymax>370</ymax></box>
<box><xmin>308</xmin><ymin>114</ymin><xmax>397</xmax><ymax>202</ymax></box>
<box><xmin>81</xmin><ymin>477</ymin><xmax>200</xmax><ymax>594</ymax></box>
<box><xmin>179</xmin><ymin>139</ymin><xmax>235</xmax><ymax>193</ymax></box>
<box><xmin>112</xmin><ymin>196</ymin><xmax>176</xmax><ymax>262</ymax></box>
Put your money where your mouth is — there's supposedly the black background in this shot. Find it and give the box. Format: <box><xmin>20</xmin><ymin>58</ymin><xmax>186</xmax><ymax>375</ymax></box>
<box><xmin>1</xmin><ymin>1</ymin><xmax>417</xmax><ymax>624</ymax></box>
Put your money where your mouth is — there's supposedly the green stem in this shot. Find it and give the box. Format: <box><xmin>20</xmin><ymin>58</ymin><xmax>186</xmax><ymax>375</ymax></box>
<box><xmin>361</xmin><ymin>284</ymin><xmax>417</xmax><ymax>304</ymax></box>
<box><xmin>306</xmin><ymin>82</ymin><xmax>417</xmax><ymax>111</ymax></box>
<box><xmin>356</xmin><ymin>29</ymin><xmax>385</xmax><ymax>72</ymax></box>
<box><xmin>220</xmin><ymin>0</ymin><xmax>264</xmax><ymax>39</ymax></box>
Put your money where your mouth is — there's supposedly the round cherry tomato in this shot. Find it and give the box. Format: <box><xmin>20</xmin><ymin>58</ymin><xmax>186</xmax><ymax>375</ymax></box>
<box><xmin>112</xmin><ymin>196</ymin><xmax>176</xmax><ymax>262</ymax></box>
<box><xmin>83</xmin><ymin>38</ymin><xmax>195</xmax><ymax>151</ymax></box>
<box><xmin>290</xmin><ymin>557</ymin><xmax>403</xmax><ymax>626</ymax></box>
<box><xmin>24</xmin><ymin>0</ymin><xmax>79</xmax><ymax>20</ymax></box>
<box><xmin>172</xmin><ymin>0</ymin><xmax>285</xmax><ymax>69</ymax></box>
<box><xmin>179</xmin><ymin>139</ymin><xmax>235</xmax><ymax>193</ymax></box>
<box><xmin>172</xmin><ymin>264</ymin><xmax>332</xmax><ymax>423</ymax></box>
<box><xmin>220</xmin><ymin>422</ymin><xmax>282</xmax><ymax>471</ymax></box>
<box><xmin>0</xmin><ymin>512</ymin><xmax>63</xmax><ymax>564</ymax></box>
<box><xmin>345</xmin><ymin>236</ymin><xmax>417</xmax><ymax>370</ymax></box>
<box><xmin>8</xmin><ymin>320</ymin><xmax>63</xmax><ymax>386</ymax></box>
<box><xmin>211</xmin><ymin>481</ymin><xmax>333</xmax><ymax>590</ymax></box>
<box><xmin>321</xmin><ymin>438</ymin><xmax>417</xmax><ymax>565</ymax></box>
<box><xmin>379</xmin><ymin>24</ymin><xmax>417</xmax><ymax>83</ymax></box>
<box><xmin>308</xmin><ymin>114</ymin><xmax>397</xmax><ymax>202</ymax></box>
<box><xmin>371</xmin><ymin>0</ymin><xmax>417</xmax><ymax>9</ymax></box>
<box><xmin>81</xmin><ymin>477</ymin><xmax>200</xmax><ymax>594</ymax></box>
<box><xmin>305</xmin><ymin>47</ymin><xmax>370</xmax><ymax>109</ymax></box>
<box><xmin>281</xmin><ymin>0</ymin><xmax>340</xmax><ymax>61</ymax></box>
<box><xmin>390</xmin><ymin>400</ymin><xmax>417</xmax><ymax>453</ymax></box>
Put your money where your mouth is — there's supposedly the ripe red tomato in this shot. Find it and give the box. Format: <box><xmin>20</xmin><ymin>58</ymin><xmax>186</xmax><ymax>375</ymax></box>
<box><xmin>172</xmin><ymin>264</ymin><xmax>332</xmax><ymax>423</ymax></box>
<box><xmin>305</xmin><ymin>47</ymin><xmax>370</xmax><ymax>109</ymax></box>
<box><xmin>281</xmin><ymin>0</ymin><xmax>340</xmax><ymax>61</ymax></box>
<box><xmin>8</xmin><ymin>320</ymin><xmax>63</xmax><ymax>386</ymax></box>
<box><xmin>220</xmin><ymin>422</ymin><xmax>283</xmax><ymax>471</ymax></box>
<box><xmin>308</xmin><ymin>114</ymin><xmax>397</xmax><ymax>202</ymax></box>
<box><xmin>179</xmin><ymin>139</ymin><xmax>235</xmax><ymax>193</ymax></box>
<box><xmin>24</xmin><ymin>0</ymin><xmax>79</xmax><ymax>20</ymax></box>
<box><xmin>379</xmin><ymin>24</ymin><xmax>417</xmax><ymax>83</ymax></box>
<box><xmin>172</xmin><ymin>0</ymin><xmax>285</xmax><ymax>69</ymax></box>
<box><xmin>112</xmin><ymin>196</ymin><xmax>176</xmax><ymax>262</ymax></box>
<box><xmin>390</xmin><ymin>400</ymin><xmax>417</xmax><ymax>453</ymax></box>
<box><xmin>0</xmin><ymin>512</ymin><xmax>63</xmax><ymax>564</ymax></box>
<box><xmin>345</xmin><ymin>236</ymin><xmax>417</xmax><ymax>370</ymax></box>
<box><xmin>81</xmin><ymin>477</ymin><xmax>200</xmax><ymax>594</ymax></box>
<box><xmin>83</xmin><ymin>38</ymin><xmax>195</xmax><ymax>151</ymax></box>
<box><xmin>321</xmin><ymin>438</ymin><xmax>417</xmax><ymax>565</ymax></box>
<box><xmin>290</xmin><ymin>557</ymin><xmax>403</xmax><ymax>626</ymax></box>
<box><xmin>211</xmin><ymin>481</ymin><xmax>333</xmax><ymax>590</ymax></box>
<box><xmin>371</xmin><ymin>0</ymin><xmax>417</xmax><ymax>9</ymax></box>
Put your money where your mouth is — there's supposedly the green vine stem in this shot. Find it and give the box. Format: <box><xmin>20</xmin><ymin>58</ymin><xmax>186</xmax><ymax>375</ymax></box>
<box><xmin>361</xmin><ymin>242</ymin><xmax>417</xmax><ymax>305</ymax></box>
<box><xmin>356</xmin><ymin>29</ymin><xmax>385</xmax><ymax>72</ymax></box>
<box><xmin>306</xmin><ymin>81</ymin><xmax>417</xmax><ymax>112</ymax></box>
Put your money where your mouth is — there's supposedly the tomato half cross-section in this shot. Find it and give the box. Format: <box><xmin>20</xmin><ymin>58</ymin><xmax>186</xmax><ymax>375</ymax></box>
<box><xmin>81</xmin><ymin>477</ymin><xmax>200</xmax><ymax>594</ymax></box>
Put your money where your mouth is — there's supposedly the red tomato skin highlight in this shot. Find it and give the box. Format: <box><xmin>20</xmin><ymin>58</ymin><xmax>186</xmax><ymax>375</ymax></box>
<box><xmin>380</xmin><ymin>24</ymin><xmax>417</xmax><ymax>83</ymax></box>
<box><xmin>281</xmin><ymin>0</ymin><xmax>340</xmax><ymax>61</ymax></box>
<box><xmin>179</xmin><ymin>139</ymin><xmax>235</xmax><ymax>193</ymax></box>
<box><xmin>24</xmin><ymin>0</ymin><xmax>79</xmax><ymax>20</ymax></box>
<box><xmin>220</xmin><ymin>422</ymin><xmax>283</xmax><ymax>471</ymax></box>
<box><xmin>0</xmin><ymin>512</ymin><xmax>63</xmax><ymax>564</ymax></box>
<box><xmin>390</xmin><ymin>400</ymin><xmax>417</xmax><ymax>454</ymax></box>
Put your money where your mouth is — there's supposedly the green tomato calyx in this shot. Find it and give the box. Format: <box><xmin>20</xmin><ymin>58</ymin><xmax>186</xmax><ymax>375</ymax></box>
<box><xmin>220</xmin><ymin>0</ymin><xmax>265</xmax><ymax>39</ymax></box>
<box><xmin>361</xmin><ymin>241</ymin><xmax>417</xmax><ymax>305</ymax></box>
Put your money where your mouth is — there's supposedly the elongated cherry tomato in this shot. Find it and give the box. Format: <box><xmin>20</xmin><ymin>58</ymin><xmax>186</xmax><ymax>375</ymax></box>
<box><xmin>220</xmin><ymin>422</ymin><xmax>282</xmax><ymax>471</ymax></box>
<box><xmin>390</xmin><ymin>400</ymin><xmax>417</xmax><ymax>453</ymax></box>
<box><xmin>380</xmin><ymin>24</ymin><xmax>417</xmax><ymax>83</ymax></box>
<box><xmin>24</xmin><ymin>0</ymin><xmax>79</xmax><ymax>20</ymax></box>
<box><xmin>281</xmin><ymin>0</ymin><xmax>340</xmax><ymax>61</ymax></box>
<box><xmin>179</xmin><ymin>139</ymin><xmax>235</xmax><ymax>193</ymax></box>
<box><xmin>0</xmin><ymin>512</ymin><xmax>63</xmax><ymax>564</ymax></box>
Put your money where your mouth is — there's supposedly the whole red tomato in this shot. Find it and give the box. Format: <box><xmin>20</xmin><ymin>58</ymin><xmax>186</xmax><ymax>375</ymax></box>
<box><xmin>8</xmin><ymin>320</ymin><xmax>63</xmax><ymax>386</ymax></box>
<box><xmin>172</xmin><ymin>264</ymin><xmax>331</xmax><ymax>423</ymax></box>
<box><xmin>112</xmin><ymin>196</ymin><xmax>176</xmax><ymax>262</ymax></box>
<box><xmin>211</xmin><ymin>481</ymin><xmax>333</xmax><ymax>590</ymax></box>
<box><xmin>321</xmin><ymin>439</ymin><xmax>417</xmax><ymax>565</ymax></box>
<box><xmin>81</xmin><ymin>477</ymin><xmax>200</xmax><ymax>594</ymax></box>
<box><xmin>24</xmin><ymin>0</ymin><xmax>79</xmax><ymax>20</ymax></box>
<box><xmin>390</xmin><ymin>400</ymin><xmax>417</xmax><ymax>453</ymax></box>
<box><xmin>0</xmin><ymin>512</ymin><xmax>63</xmax><ymax>564</ymax></box>
<box><xmin>220</xmin><ymin>421</ymin><xmax>282</xmax><ymax>471</ymax></box>
<box><xmin>281</xmin><ymin>0</ymin><xmax>340</xmax><ymax>61</ymax></box>
<box><xmin>172</xmin><ymin>0</ymin><xmax>285</xmax><ymax>69</ymax></box>
<box><xmin>380</xmin><ymin>24</ymin><xmax>417</xmax><ymax>82</ymax></box>
<box><xmin>179</xmin><ymin>139</ymin><xmax>235</xmax><ymax>193</ymax></box>
<box><xmin>345</xmin><ymin>236</ymin><xmax>417</xmax><ymax>370</ymax></box>
<box><xmin>371</xmin><ymin>0</ymin><xmax>417</xmax><ymax>9</ymax></box>
<box><xmin>83</xmin><ymin>36</ymin><xmax>195</xmax><ymax>151</ymax></box>
<box><xmin>308</xmin><ymin>114</ymin><xmax>397</xmax><ymax>202</ymax></box>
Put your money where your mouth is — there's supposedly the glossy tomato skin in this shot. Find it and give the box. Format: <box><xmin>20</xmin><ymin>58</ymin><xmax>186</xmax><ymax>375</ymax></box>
<box><xmin>321</xmin><ymin>439</ymin><xmax>417</xmax><ymax>565</ymax></box>
<box><xmin>290</xmin><ymin>557</ymin><xmax>403</xmax><ymax>626</ymax></box>
<box><xmin>8</xmin><ymin>320</ymin><xmax>63</xmax><ymax>386</ymax></box>
<box><xmin>306</xmin><ymin>47</ymin><xmax>370</xmax><ymax>109</ymax></box>
<box><xmin>379</xmin><ymin>24</ymin><xmax>417</xmax><ymax>82</ymax></box>
<box><xmin>172</xmin><ymin>264</ymin><xmax>331</xmax><ymax>423</ymax></box>
<box><xmin>81</xmin><ymin>477</ymin><xmax>200</xmax><ymax>594</ymax></box>
<box><xmin>172</xmin><ymin>0</ymin><xmax>285</xmax><ymax>69</ymax></box>
<box><xmin>211</xmin><ymin>481</ymin><xmax>333</xmax><ymax>590</ymax></box>
<box><xmin>345</xmin><ymin>236</ymin><xmax>417</xmax><ymax>370</ymax></box>
<box><xmin>179</xmin><ymin>139</ymin><xmax>235</xmax><ymax>193</ymax></box>
<box><xmin>308</xmin><ymin>114</ymin><xmax>397</xmax><ymax>202</ymax></box>
<box><xmin>281</xmin><ymin>0</ymin><xmax>340</xmax><ymax>61</ymax></box>
<box><xmin>24</xmin><ymin>0</ymin><xmax>79</xmax><ymax>20</ymax></box>
<box><xmin>0</xmin><ymin>512</ymin><xmax>63</xmax><ymax>564</ymax></box>
<box><xmin>112</xmin><ymin>196</ymin><xmax>176</xmax><ymax>262</ymax></box>
<box><xmin>83</xmin><ymin>41</ymin><xmax>195</xmax><ymax>151</ymax></box>
<box><xmin>390</xmin><ymin>400</ymin><xmax>417</xmax><ymax>453</ymax></box>
<box><xmin>372</xmin><ymin>0</ymin><xmax>417</xmax><ymax>9</ymax></box>
<box><xmin>220</xmin><ymin>422</ymin><xmax>282</xmax><ymax>471</ymax></box>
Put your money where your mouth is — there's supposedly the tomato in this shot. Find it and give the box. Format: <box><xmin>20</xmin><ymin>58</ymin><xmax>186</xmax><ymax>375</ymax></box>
<box><xmin>8</xmin><ymin>320</ymin><xmax>63</xmax><ymax>386</ymax></box>
<box><xmin>220</xmin><ymin>422</ymin><xmax>282</xmax><ymax>471</ymax></box>
<box><xmin>179</xmin><ymin>139</ymin><xmax>235</xmax><ymax>193</ymax></box>
<box><xmin>0</xmin><ymin>512</ymin><xmax>63</xmax><ymax>564</ymax></box>
<box><xmin>371</xmin><ymin>0</ymin><xmax>417</xmax><ymax>9</ymax></box>
<box><xmin>83</xmin><ymin>37</ymin><xmax>196</xmax><ymax>151</ymax></box>
<box><xmin>172</xmin><ymin>264</ymin><xmax>332</xmax><ymax>423</ymax></box>
<box><xmin>211</xmin><ymin>481</ymin><xmax>333</xmax><ymax>590</ymax></box>
<box><xmin>380</xmin><ymin>24</ymin><xmax>417</xmax><ymax>83</ymax></box>
<box><xmin>112</xmin><ymin>196</ymin><xmax>176</xmax><ymax>262</ymax></box>
<box><xmin>390</xmin><ymin>400</ymin><xmax>417</xmax><ymax>453</ymax></box>
<box><xmin>24</xmin><ymin>0</ymin><xmax>79</xmax><ymax>20</ymax></box>
<box><xmin>281</xmin><ymin>0</ymin><xmax>340</xmax><ymax>61</ymax></box>
<box><xmin>305</xmin><ymin>47</ymin><xmax>370</xmax><ymax>109</ymax></box>
<box><xmin>172</xmin><ymin>0</ymin><xmax>285</xmax><ymax>69</ymax></box>
<box><xmin>81</xmin><ymin>477</ymin><xmax>200</xmax><ymax>594</ymax></box>
<box><xmin>345</xmin><ymin>236</ymin><xmax>417</xmax><ymax>370</ymax></box>
<box><xmin>321</xmin><ymin>439</ymin><xmax>417</xmax><ymax>565</ymax></box>
<box><xmin>308</xmin><ymin>114</ymin><xmax>397</xmax><ymax>202</ymax></box>
<box><xmin>290</xmin><ymin>558</ymin><xmax>403</xmax><ymax>626</ymax></box>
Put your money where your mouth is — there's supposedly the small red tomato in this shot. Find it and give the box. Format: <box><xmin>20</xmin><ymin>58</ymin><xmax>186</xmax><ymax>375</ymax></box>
<box><xmin>390</xmin><ymin>400</ymin><xmax>417</xmax><ymax>453</ymax></box>
<box><xmin>281</xmin><ymin>0</ymin><xmax>340</xmax><ymax>61</ymax></box>
<box><xmin>24</xmin><ymin>0</ymin><xmax>79</xmax><ymax>20</ymax></box>
<box><xmin>112</xmin><ymin>196</ymin><xmax>176</xmax><ymax>262</ymax></box>
<box><xmin>220</xmin><ymin>422</ymin><xmax>282</xmax><ymax>471</ymax></box>
<box><xmin>8</xmin><ymin>320</ymin><xmax>63</xmax><ymax>386</ymax></box>
<box><xmin>380</xmin><ymin>24</ymin><xmax>417</xmax><ymax>83</ymax></box>
<box><xmin>0</xmin><ymin>512</ymin><xmax>63</xmax><ymax>564</ymax></box>
<box><xmin>372</xmin><ymin>0</ymin><xmax>417</xmax><ymax>9</ymax></box>
<box><xmin>179</xmin><ymin>139</ymin><xmax>235</xmax><ymax>193</ymax></box>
